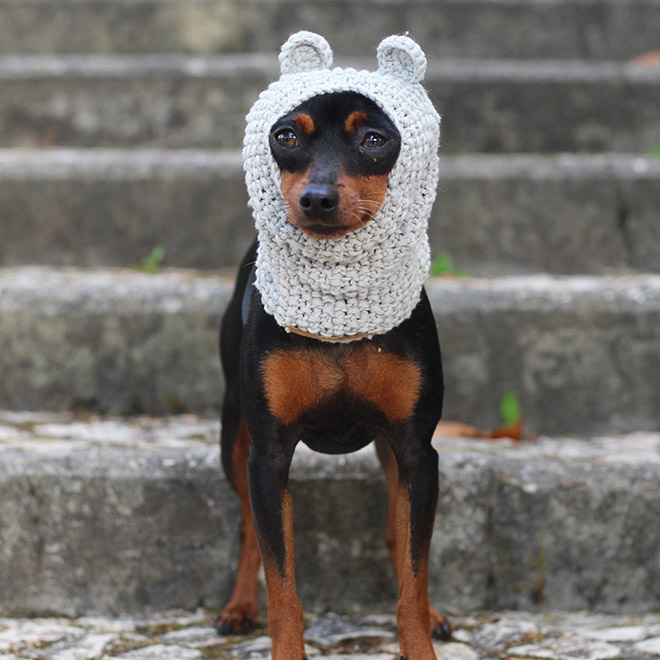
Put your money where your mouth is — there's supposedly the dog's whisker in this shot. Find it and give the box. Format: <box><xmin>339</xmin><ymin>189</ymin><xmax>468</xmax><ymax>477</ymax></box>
<box><xmin>347</xmin><ymin>210</ymin><xmax>369</xmax><ymax>228</ymax></box>
<box><xmin>355</xmin><ymin>197</ymin><xmax>381</xmax><ymax>208</ymax></box>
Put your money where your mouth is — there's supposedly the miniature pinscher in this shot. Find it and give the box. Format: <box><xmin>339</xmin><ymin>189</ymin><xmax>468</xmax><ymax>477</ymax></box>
<box><xmin>216</xmin><ymin>90</ymin><xmax>449</xmax><ymax>660</ymax></box>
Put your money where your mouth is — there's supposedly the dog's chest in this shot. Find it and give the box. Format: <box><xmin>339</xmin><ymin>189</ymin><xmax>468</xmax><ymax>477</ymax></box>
<box><xmin>260</xmin><ymin>343</ymin><xmax>421</xmax><ymax>427</ymax></box>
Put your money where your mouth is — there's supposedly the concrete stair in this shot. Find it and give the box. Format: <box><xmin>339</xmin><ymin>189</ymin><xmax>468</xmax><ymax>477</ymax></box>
<box><xmin>1</xmin><ymin>412</ymin><xmax>659</xmax><ymax>617</ymax></box>
<box><xmin>1</xmin><ymin>55</ymin><xmax>659</xmax><ymax>151</ymax></box>
<box><xmin>1</xmin><ymin>0</ymin><xmax>659</xmax><ymax>619</ymax></box>
<box><xmin>0</xmin><ymin>149</ymin><xmax>658</xmax><ymax>274</ymax></box>
<box><xmin>2</xmin><ymin>268</ymin><xmax>659</xmax><ymax>435</ymax></box>
<box><xmin>1</xmin><ymin>0</ymin><xmax>659</xmax><ymax>60</ymax></box>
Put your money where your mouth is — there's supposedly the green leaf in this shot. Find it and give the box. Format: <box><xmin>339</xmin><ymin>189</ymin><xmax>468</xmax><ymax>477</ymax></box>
<box><xmin>650</xmin><ymin>145</ymin><xmax>660</xmax><ymax>158</ymax></box>
<box><xmin>139</xmin><ymin>244</ymin><xmax>166</xmax><ymax>273</ymax></box>
<box><xmin>429</xmin><ymin>252</ymin><xmax>454</xmax><ymax>277</ymax></box>
<box><xmin>500</xmin><ymin>392</ymin><xmax>522</xmax><ymax>427</ymax></box>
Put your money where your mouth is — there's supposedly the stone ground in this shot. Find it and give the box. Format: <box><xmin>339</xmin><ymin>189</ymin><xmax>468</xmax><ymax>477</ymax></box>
<box><xmin>1</xmin><ymin>610</ymin><xmax>660</xmax><ymax>660</ymax></box>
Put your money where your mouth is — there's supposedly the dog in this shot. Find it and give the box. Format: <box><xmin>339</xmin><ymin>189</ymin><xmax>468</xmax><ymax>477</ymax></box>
<box><xmin>215</xmin><ymin>32</ymin><xmax>449</xmax><ymax>660</ymax></box>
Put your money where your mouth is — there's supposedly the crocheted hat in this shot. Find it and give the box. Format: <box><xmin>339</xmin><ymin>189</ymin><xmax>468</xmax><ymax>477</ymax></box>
<box><xmin>243</xmin><ymin>31</ymin><xmax>441</xmax><ymax>340</ymax></box>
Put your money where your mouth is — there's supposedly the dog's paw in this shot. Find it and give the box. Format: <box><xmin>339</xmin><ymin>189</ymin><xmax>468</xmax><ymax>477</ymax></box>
<box><xmin>214</xmin><ymin>603</ymin><xmax>258</xmax><ymax>635</ymax></box>
<box><xmin>429</xmin><ymin>606</ymin><xmax>453</xmax><ymax>641</ymax></box>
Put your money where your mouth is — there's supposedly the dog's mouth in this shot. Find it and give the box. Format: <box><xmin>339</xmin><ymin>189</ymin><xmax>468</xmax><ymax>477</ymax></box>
<box><xmin>298</xmin><ymin>221</ymin><xmax>358</xmax><ymax>239</ymax></box>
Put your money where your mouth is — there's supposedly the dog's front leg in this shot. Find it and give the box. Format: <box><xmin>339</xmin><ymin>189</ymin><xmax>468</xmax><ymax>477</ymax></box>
<box><xmin>390</xmin><ymin>426</ymin><xmax>439</xmax><ymax>660</ymax></box>
<box><xmin>247</xmin><ymin>432</ymin><xmax>306</xmax><ymax>660</ymax></box>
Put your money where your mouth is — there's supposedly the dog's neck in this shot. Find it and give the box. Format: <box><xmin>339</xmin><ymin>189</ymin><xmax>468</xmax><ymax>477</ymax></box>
<box><xmin>254</xmin><ymin>201</ymin><xmax>431</xmax><ymax>341</ymax></box>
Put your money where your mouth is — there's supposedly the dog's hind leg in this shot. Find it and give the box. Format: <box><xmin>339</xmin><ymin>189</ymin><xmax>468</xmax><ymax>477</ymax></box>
<box><xmin>216</xmin><ymin>412</ymin><xmax>261</xmax><ymax>634</ymax></box>
<box><xmin>375</xmin><ymin>436</ymin><xmax>400</xmax><ymax>571</ymax></box>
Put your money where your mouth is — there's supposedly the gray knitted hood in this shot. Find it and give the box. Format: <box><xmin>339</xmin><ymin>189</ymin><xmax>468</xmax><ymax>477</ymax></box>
<box><xmin>243</xmin><ymin>31</ymin><xmax>441</xmax><ymax>340</ymax></box>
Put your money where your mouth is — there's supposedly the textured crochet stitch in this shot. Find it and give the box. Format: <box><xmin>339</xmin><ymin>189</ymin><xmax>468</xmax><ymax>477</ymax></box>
<box><xmin>243</xmin><ymin>31</ymin><xmax>441</xmax><ymax>340</ymax></box>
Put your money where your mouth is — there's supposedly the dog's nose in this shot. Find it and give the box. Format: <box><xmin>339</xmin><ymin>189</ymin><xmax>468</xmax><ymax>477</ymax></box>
<box><xmin>299</xmin><ymin>185</ymin><xmax>339</xmax><ymax>219</ymax></box>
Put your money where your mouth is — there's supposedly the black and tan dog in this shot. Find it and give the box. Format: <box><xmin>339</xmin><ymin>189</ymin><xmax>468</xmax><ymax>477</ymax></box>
<box><xmin>216</xmin><ymin>89</ymin><xmax>449</xmax><ymax>659</ymax></box>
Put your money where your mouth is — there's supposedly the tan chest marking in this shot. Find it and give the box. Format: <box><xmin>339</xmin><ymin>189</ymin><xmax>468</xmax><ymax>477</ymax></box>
<box><xmin>342</xmin><ymin>348</ymin><xmax>423</xmax><ymax>423</ymax></box>
<box><xmin>261</xmin><ymin>345</ymin><xmax>422</xmax><ymax>426</ymax></box>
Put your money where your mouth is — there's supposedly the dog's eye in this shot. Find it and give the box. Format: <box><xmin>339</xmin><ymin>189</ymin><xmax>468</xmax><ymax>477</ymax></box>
<box><xmin>362</xmin><ymin>132</ymin><xmax>387</xmax><ymax>149</ymax></box>
<box><xmin>275</xmin><ymin>129</ymin><xmax>298</xmax><ymax>149</ymax></box>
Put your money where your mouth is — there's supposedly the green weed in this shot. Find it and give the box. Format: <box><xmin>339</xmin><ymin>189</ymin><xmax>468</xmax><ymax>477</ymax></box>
<box><xmin>139</xmin><ymin>245</ymin><xmax>166</xmax><ymax>273</ymax></box>
<box><xmin>499</xmin><ymin>392</ymin><xmax>522</xmax><ymax>427</ymax></box>
<box><xmin>429</xmin><ymin>251</ymin><xmax>468</xmax><ymax>277</ymax></box>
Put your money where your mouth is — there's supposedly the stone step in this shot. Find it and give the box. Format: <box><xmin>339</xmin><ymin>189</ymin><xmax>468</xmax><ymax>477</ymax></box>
<box><xmin>1</xmin><ymin>268</ymin><xmax>659</xmax><ymax>435</ymax></box>
<box><xmin>1</xmin><ymin>55</ymin><xmax>659</xmax><ymax>152</ymax></box>
<box><xmin>1</xmin><ymin>149</ymin><xmax>659</xmax><ymax>275</ymax></box>
<box><xmin>2</xmin><ymin>610</ymin><xmax>660</xmax><ymax>660</ymax></box>
<box><xmin>1</xmin><ymin>411</ymin><xmax>659</xmax><ymax>616</ymax></box>
<box><xmin>1</xmin><ymin>0</ymin><xmax>660</xmax><ymax>61</ymax></box>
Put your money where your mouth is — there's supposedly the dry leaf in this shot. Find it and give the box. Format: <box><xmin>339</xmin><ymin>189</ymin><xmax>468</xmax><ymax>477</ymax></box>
<box><xmin>632</xmin><ymin>50</ymin><xmax>660</xmax><ymax>67</ymax></box>
<box><xmin>435</xmin><ymin>421</ymin><xmax>487</xmax><ymax>438</ymax></box>
<box><xmin>435</xmin><ymin>418</ymin><xmax>524</xmax><ymax>442</ymax></box>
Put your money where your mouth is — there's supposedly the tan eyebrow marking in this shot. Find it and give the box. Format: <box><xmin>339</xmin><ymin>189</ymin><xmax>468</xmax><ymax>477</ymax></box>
<box><xmin>293</xmin><ymin>113</ymin><xmax>315</xmax><ymax>136</ymax></box>
<box><xmin>344</xmin><ymin>111</ymin><xmax>368</xmax><ymax>133</ymax></box>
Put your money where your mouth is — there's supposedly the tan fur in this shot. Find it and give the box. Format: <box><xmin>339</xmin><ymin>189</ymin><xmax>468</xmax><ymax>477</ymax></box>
<box><xmin>261</xmin><ymin>344</ymin><xmax>421</xmax><ymax>425</ymax></box>
<box><xmin>263</xmin><ymin>491</ymin><xmax>306</xmax><ymax>659</ymax></box>
<box><xmin>280</xmin><ymin>168</ymin><xmax>389</xmax><ymax>239</ymax></box>
<box><xmin>293</xmin><ymin>113</ymin><xmax>315</xmax><ymax>136</ymax></box>
<box><xmin>344</xmin><ymin>110</ymin><xmax>368</xmax><ymax>133</ymax></box>
<box><xmin>216</xmin><ymin>420</ymin><xmax>260</xmax><ymax>632</ymax></box>
<box><xmin>375</xmin><ymin>438</ymin><xmax>452</xmax><ymax>643</ymax></box>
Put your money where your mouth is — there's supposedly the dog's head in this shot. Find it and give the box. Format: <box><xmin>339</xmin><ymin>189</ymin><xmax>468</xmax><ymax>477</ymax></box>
<box><xmin>244</xmin><ymin>32</ymin><xmax>440</xmax><ymax>248</ymax></box>
<box><xmin>269</xmin><ymin>91</ymin><xmax>401</xmax><ymax>240</ymax></box>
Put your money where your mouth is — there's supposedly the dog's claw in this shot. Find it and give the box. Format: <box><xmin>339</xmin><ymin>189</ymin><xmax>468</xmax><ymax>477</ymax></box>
<box><xmin>214</xmin><ymin>615</ymin><xmax>254</xmax><ymax>636</ymax></box>
<box><xmin>215</xmin><ymin>619</ymin><xmax>229</xmax><ymax>635</ymax></box>
<box><xmin>432</xmin><ymin>622</ymin><xmax>453</xmax><ymax>641</ymax></box>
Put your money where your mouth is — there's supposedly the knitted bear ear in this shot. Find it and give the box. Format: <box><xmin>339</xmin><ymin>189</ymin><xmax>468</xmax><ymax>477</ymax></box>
<box><xmin>279</xmin><ymin>31</ymin><xmax>333</xmax><ymax>75</ymax></box>
<box><xmin>376</xmin><ymin>34</ymin><xmax>427</xmax><ymax>83</ymax></box>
